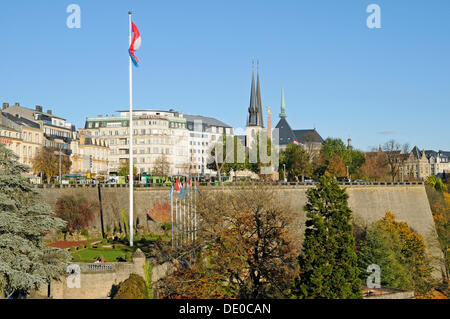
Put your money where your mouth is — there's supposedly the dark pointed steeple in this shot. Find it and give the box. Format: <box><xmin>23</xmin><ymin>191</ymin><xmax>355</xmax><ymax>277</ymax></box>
<box><xmin>247</xmin><ymin>58</ymin><xmax>263</xmax><ymax>127</ymax></box>
<box><xmin>256</xmin><ymin>60</ymin><xmax>264</xmax><ymax>127</ymax></box>
<box><xmin>247</xmin><ymin>58</ymin><xmax>257</xmax><ymax>126</ymax></box>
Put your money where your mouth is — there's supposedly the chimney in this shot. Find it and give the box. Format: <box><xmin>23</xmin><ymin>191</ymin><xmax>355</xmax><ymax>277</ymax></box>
<box><xmin>47</xmin><ymin>109</ymin><xmax>52</xmax><ymax>115</ymax></box>
<box><xmin>35</xmin><ymin>105</ymin><xmax>43</xmax><ymax>112</ymax></box>
<box><xmin>2</xmin><ymin>102</ymin><xmax>8</xmax><ymax>110</ymax></box>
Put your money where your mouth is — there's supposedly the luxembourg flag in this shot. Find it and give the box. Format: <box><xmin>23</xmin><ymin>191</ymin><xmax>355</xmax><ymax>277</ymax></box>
<box><xmin>129</xmin><ymin>21</ymin><xmax>142</xmax><ymax>67</ymax></box>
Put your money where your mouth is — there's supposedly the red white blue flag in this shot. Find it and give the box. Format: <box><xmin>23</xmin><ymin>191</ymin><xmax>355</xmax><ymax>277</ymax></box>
<box><xmin>129</xmin><ymin>22</ymin><xmax>142</xmax><ymax>67</ymax></box>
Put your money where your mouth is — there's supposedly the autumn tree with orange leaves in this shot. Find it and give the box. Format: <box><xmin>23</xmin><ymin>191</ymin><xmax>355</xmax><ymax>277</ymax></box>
<box><xmin>159</xmin><ymin>185</ymin><xmax>298</xmax><ymax>299</ymax></box>
<box><xmin>324</xmin><ymin>154</ymin><xmax>347</xmax><ymax>178</ymax></box>
<box><xmin>358</xmin><ymin>150</ymin><xmax>389</xmax><ymax>181</ymax></box>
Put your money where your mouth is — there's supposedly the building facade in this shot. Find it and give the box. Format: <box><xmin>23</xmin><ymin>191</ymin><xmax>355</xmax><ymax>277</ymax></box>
<box><xmin>70</xmin><ymin>131</ymin><xmax>109</xmax><ymax>175</ymax></box>
<box><xmin>2</xmin><ymin>102</ymin><xmax>75</xmax><ymax>156</ymax></box>
<box><xmin>84</xmin><ymin>109</ymin><xmax>189</xmax><ymax>175</ymax></box>
<box><xmin>399</xmin><ymin>146</ymin><xmax>450</xmax><ymax>180</ymax></box>
<box><xmin>184</xmin><ymin>114</ymin><xmax>233</xmax><ymax>177</ymax></box>
<box><xmin>0</xmin><ymin>109</ymin><xmax>44</xmax><ymax>169</ymax></box>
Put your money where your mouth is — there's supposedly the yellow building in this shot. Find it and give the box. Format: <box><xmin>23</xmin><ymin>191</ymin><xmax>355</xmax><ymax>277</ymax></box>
<box><xmin>0</xmin><ymin>111</ymin><xmax>44</xmax><ymax>169</ymax></box>
<box><xmin>70</xmin><ymin>131</ymin><xmax>109</xmax><ymax>176</ymax></box>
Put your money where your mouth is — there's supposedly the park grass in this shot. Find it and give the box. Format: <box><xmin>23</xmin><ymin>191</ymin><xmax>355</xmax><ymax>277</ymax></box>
<box><xmin>69</xmin><ymin>234</ymin><xmax>172</xmax><ymax>262</ymax></box>
<box><xmin>71</xmin><ymin>244</ymin><xmax>133</xmax><ymax>262</ymax></box>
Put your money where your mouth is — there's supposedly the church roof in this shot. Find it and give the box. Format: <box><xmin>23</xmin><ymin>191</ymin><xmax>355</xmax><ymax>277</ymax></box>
<box><xmin>293</xmin><ymin>129</ymin><xmax>324</xmax><ymax>144</ymax></box>
<box><xmin>274</xmin><ymin>118</ymin><xmax>323</xmax><ymax>146</ymax></box>
<box><xmin>275</xmin><ymin>117</ymin><xmax>296</xmax><ymax>146</ymax></box>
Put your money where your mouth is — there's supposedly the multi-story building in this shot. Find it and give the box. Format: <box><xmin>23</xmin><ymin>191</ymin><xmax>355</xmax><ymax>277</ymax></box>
<box><xmin>84</xmin><ymin>109</ymin><xmax>189</xmax><ymax>175</ymax></box>
<box><xmin>1</xmin><ymin>102</ymin><xmax>75</xmax><ymax>156</ymax></box>
<box><xmin>396</xmin><ymin>146</ymin><xmax>450</xmax><ymax>180</ymax></box>
<box><xmin>0</xmin><ymin>110</ymin><xmax>43</xmax><ymax>168</ymax></box>
<box><xmin>184</xmin><ymin>114</ymin><xmax>233</xmax><ymax>177</ymax></box>
<box><xmin>70</xmin><ymin>131</ymin><xmax>109</xmax><ymax>176</ymax></box>
<box><xmin>0</xmin><ymin>115</ymin><xmax>23</xmax><ymax>159</ymax></box>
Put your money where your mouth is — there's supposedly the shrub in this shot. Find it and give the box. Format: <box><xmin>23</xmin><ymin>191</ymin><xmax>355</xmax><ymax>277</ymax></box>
<box><xmin>86</xmin><ymin>243</ymin><xmax>92</xmax><ymax>249</ymax></box>
<box><xmin>162</xmin><ymin>222</ymin><xmax>172</xmax><ymax>232</ymax></box>
<box><xmin>356</xmin><ymin>212</ymin><xmax>432</xmax><ymax>294</ymax></box>
<box><xmin>55</xmin><ymin>195</ymin><xmax>97</xmax><ymax>233</ymax></box>
<box><xmin>425</xmin><ymin>176</ymin><xmax>448</xmax><ymax>192</ymax></box>
<box><xmin>112</xmin><ymin>274</ymin><xmax>148</xmax><ymax>299</ymax></box>
<box><xmin>78</xmin><ymin>244</ymin><xmax>85</xmax><ymax>250</ymax></box>
<box><xmin>69</xmin><ymin>246</ymin><xmax>76</xmax><ymax>252</ymax></box>
<box><xmin>80</xmin><ymin>229</ymin><xmax>89</xmax><ymax>239</ymax></box>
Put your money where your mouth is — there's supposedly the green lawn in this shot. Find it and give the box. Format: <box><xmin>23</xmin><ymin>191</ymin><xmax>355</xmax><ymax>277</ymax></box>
<box><xmin>71</xmin><ymin>245</ymin><xmax>132</xmax><ymax>262</ymax></box>
<box><xmin>69</xmin><ymin>234</ymin><xmax>172</xmax><ymax>262</ymax></box>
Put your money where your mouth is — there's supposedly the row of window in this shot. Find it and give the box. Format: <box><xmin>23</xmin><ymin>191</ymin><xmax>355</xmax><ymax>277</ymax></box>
<box><xmin>44</xmin><ymin>127</ymin><xmax>71</xmax><ymax>138</ymax></box>
<box><xmin>88</xmin><ymin>120</ymin><xmax>187</xmax><ymax>130</ymax></box>
<box><xmin>0</xmin><ymin>130</ymin><xmax>39</xmax><ymax>143</ymax></box>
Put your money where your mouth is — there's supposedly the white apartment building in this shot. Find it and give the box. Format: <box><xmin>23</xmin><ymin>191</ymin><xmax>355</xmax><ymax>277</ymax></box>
<box><xmin>84</xmin><ymin>109</ymin><xmax>189</xmax><ymax>175</ymax></box>
<box><xmin>184</xmin><ymin>115</ymin><xmax>233</xmax><ymax>177</ymax></box>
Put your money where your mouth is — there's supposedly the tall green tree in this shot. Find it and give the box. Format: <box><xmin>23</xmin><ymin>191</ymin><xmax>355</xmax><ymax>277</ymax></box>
<box><xmin>246</xmin><ymin>131</ymin><xmax>277</xmax><ymax>179</ymax></box>
<box><xmin>118</xmin><ymin>159</ymin><xmax>137</xmax><ymax>178</ymax></box>
<box><xmin>281</xmin><ymin>143</ymin><xmax>312</xmax><ymax>182</ymax></box>
<box><xmin>0</xmin><ymin>143</ymin><xmax>69</xmax><ymax>298</ymax></box>
<box><xmin>293</xmin><ymin>176</ymin><xmax>362</xmax><ymax>299</ymax></box>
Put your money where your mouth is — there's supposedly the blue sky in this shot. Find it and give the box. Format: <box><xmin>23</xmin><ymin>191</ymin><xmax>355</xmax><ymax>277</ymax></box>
<box><xmin>1</xmin><ymin>0</ymin><xmax>449</xmax><ymax>151</ymax></box>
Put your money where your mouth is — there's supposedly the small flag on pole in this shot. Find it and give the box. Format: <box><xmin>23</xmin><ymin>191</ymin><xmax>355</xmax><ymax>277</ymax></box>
<box><xmin>194</xmin><ymin>181</ymin><xmax>201</xmax><ymax>195</ymax></box>
<box><xmin>129</xmin><ymin>22</ymin><xmax>142</xmax><ymax>67</ymax></box>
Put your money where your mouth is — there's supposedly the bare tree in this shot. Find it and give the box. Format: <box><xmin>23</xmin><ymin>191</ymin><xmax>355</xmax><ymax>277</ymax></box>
<box><xmin>160</xmin><ymin>184</ymin><xmax>298</xmax><ymax>299</ymax></box>
<box><xmin>153</xmin><ymin>154</ymin><xmax>170</xmax><ymax>177</ymax></box>
<box><xmin>382</xmin><ymin>140</ymin><xmax>410</xmax><ymax>182</ymax></box>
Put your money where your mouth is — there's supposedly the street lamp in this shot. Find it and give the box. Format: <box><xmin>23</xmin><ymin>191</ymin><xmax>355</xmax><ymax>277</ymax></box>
<box><xmin>283</xmin><ymin>164</ymin><xmax>287</xmax><ymax>182</ymax></box>
<box><xmin>59</xmin><ymin>143</ymin><xmax>62</xmax><ymax>184</ymax></box>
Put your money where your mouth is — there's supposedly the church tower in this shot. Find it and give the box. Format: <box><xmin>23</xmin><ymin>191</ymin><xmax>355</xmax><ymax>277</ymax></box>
<box><xmin>246</xmin><ymin>59</ymin><xmax>264</xmax><ymax>148</ymax></box>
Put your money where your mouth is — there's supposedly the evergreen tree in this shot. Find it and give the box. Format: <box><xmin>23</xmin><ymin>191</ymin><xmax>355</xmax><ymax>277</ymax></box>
<box><xmin>0</xmin><ymin>143</ymin><xmax>69</xmax><ymax>298</ymax></box>
<box><xmin>293</xmin><ymin>176</ymin><xmax>361</xmax><ymax>299</ymax></box>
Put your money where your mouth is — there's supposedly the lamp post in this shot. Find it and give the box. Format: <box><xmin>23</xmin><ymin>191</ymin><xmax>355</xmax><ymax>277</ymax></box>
<box><xmin>59</xmin><ymin>144</ymin><xmax>62</xmax><ymax>184</ymax></box>
<box><xmin>283</xmin><ymin>164</ymin><xmax>287</xmax><ymax>182</ymax></box>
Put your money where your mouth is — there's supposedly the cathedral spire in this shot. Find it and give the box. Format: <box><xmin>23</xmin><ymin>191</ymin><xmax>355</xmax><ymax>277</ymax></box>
<box><xmin>256</xmin><ymin>60</ymin><xmax>264</xmax><ymax>127</ymax></box>
<box><xmin>247</xmin><ymin>58</ymin><xmax>257</xmax><ymax>126</ymax></box>
<box><xmin>279</xmin><ymin>87</ymin><xmax>287</xmax><ymax>118</ymax></box>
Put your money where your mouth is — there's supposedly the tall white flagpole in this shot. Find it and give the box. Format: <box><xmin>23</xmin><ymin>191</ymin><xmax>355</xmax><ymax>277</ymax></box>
<box><xmin>171</xmin><ymin>189</ymin><xmax>174</xmax><ymax>248</ymax></box>
<box><xmin>128</xmin><ymin>11</ymin><xmax>134</xmax><ymax>247</ymax></box>
<box><xmin>175</xmin><ymin>196</ymin><xmax>178</xmax><ymax>246</ymax></box>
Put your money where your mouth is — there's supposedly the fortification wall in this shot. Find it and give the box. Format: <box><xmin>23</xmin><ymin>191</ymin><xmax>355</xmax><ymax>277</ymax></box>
<box><xmin>36</xmin><ymin>184</ymin><xmax>444</xmax><ymax>278</ymax></box>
